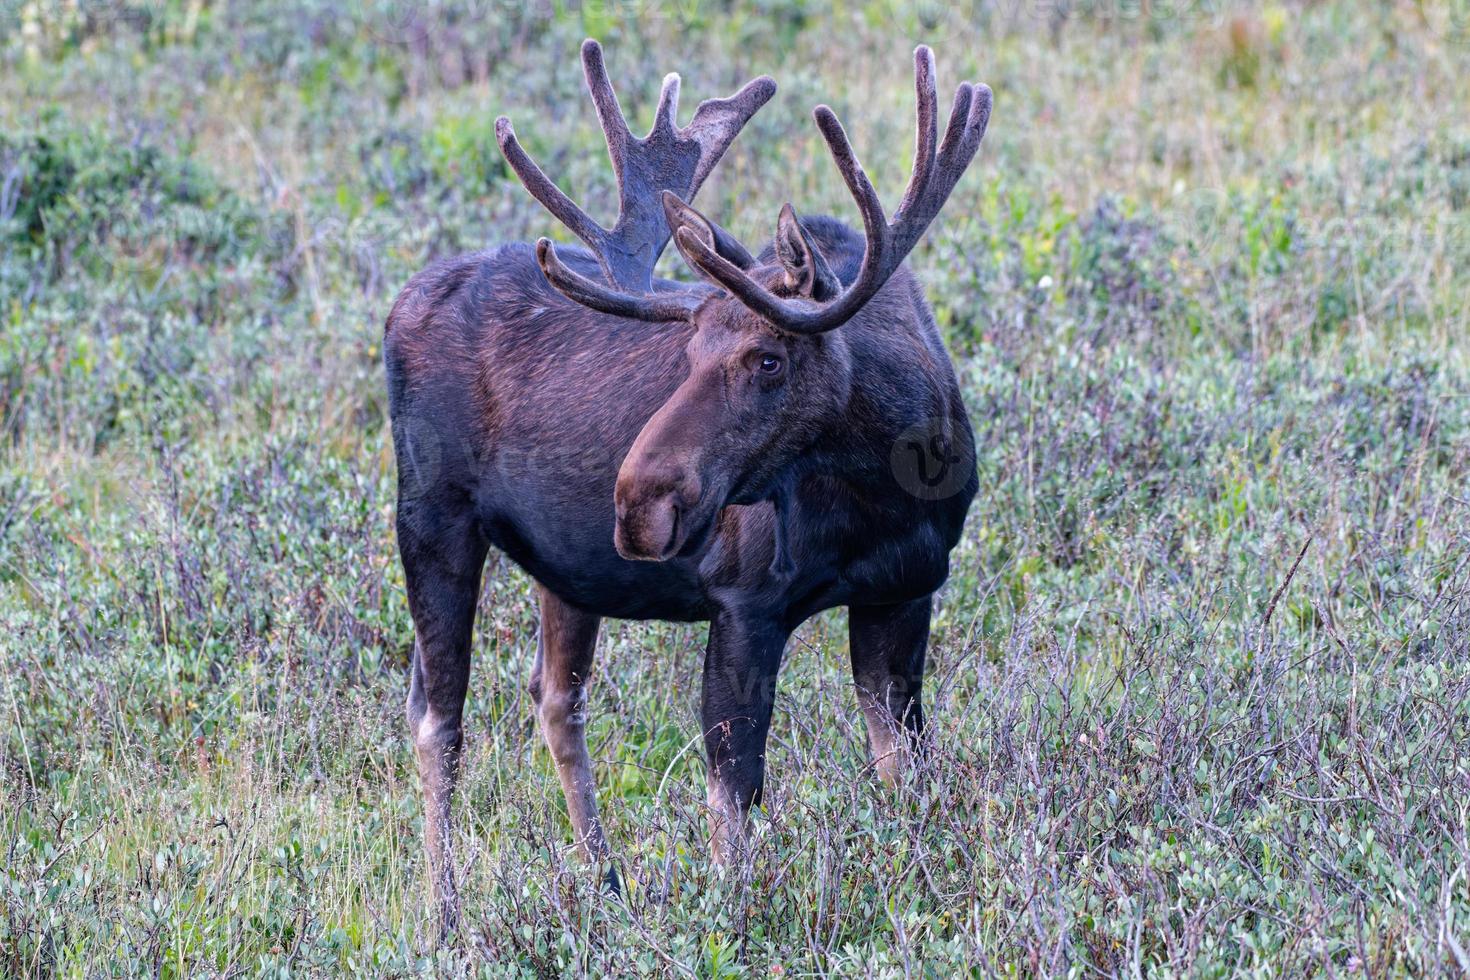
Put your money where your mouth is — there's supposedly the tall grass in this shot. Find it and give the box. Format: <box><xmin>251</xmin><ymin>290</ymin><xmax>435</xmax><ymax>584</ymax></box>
<box><xmin>2</xmin><ymin>1</ymin><xmax>1469</xmax><ymax>974</ymax></box>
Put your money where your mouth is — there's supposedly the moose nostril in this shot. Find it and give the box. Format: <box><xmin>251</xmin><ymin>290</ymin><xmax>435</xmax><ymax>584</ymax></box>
<box><xmin>647</xmin><ymin>495</ymin><xmax>682</xmax><ymax>557</ymax></box>
<box><xmin>614</xmin><ymin>492</ymin><xmax>685</xmax><ymax>561</ymax></box>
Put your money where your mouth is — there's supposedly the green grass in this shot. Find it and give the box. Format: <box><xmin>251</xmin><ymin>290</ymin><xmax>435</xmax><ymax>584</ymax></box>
<box><xmin>2</xmin><ymin>1</ymin><xmax>1470</xmax><ymax>975</ymax></box>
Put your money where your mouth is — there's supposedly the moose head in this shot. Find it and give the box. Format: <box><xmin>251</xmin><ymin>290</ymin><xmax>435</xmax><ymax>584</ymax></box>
<box><xmin>497</xmin><ymin>41</ymin><xmax>991</xmax><ymax>562</ymax></box>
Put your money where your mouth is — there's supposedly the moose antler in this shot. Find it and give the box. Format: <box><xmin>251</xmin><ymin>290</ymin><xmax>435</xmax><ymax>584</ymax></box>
<box><xmin>672</xmin><ymin>46</ymin><xmax>991</xmax><ymax>334</ymax></box>
<box><xmin>496</xmin><ymin>39</ymin><xmax>776</xmax><ymax>305</ymax></box>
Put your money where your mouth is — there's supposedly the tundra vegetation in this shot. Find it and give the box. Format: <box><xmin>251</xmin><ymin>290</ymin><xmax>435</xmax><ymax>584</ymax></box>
<box><xmin>2</xmin><ymin>2</ymin><xmax>1468</xmax><ymax>976</ymax></box>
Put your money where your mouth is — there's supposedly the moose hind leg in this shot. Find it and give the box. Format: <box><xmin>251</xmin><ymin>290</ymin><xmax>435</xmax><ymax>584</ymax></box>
<box><xmin>701</xmin><ymin>611</ymin><xmax>787</xmax><ymax>864</ymax></box>
<box><xmin>849</xmin><ymin>595</ymin><xmax>932</xmax><ymax>787</ymax></box>
<box><xmin>530</xmin><ymin>585</ymin><xmax>611</xmax><ymax>865</ymax></box>
<box><xmin>399</xmin><ymin>501</ymin><xmax>488</xmax><ymax>938</ymax></box>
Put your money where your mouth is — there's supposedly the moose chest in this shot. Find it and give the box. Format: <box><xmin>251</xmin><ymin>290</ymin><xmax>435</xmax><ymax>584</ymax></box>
<box><xmin>810</xmin><ymin>497</ymin><xmax>959</xmax><ymax>612</ymax></box>
<box><xmin>691</xmin><ymin>479</ymin><xmax>962</xmax><ymax>626</ymax></box>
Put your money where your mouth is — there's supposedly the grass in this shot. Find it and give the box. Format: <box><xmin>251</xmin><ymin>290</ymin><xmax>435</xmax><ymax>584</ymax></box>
<box><xmin>2</xmin><ymin>0</ymin><xmax>1469</xmax><ymax>975</ymax></box>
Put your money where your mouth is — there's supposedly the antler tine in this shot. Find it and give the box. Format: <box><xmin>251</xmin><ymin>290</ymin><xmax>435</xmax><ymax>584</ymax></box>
<box><xmin>500</xmin><ymin>38</ymin><xmax>776</xmax><ymax>304</ymax></box>
<box><xmin>535</xmin><ymin>238</ymin><xmax>708</xmax><ymax>323</ymax></box>
<box><xmin>652</xmin><ymin>73</ymin><xmax>681</xmax><ymax>138</ymax></box>
<box><xmin>812</xmin><ymin>106</ymin><xmax>889</xmax><ymax>252</ymax></box>
<box><xmin>676</xmin><ymin>47</ymin><xmax>992</xmax><ymax>335</ymax></box>
<box><xmin>581</xmin><ymin>38</ymin><xmax>634</xmax><ymax>186</ymax></box>
<box><xmin>662</xmin><ymin>190</ymin><xmax>757</xmax><ymax>269</ymax></box>
<box><xmin>897</xmin><ymin>45</ymin><xmax>939</xmax><ymax>223</ymax></box>
<box><xmin>495</xmin><ymin>116</ymin><xmax>606</xmax><ymax>255</ymax></box>
<box><xmin>683</xmin><ymin>74</ymin><xmax>779</xmax><ymax>192</ymax></box>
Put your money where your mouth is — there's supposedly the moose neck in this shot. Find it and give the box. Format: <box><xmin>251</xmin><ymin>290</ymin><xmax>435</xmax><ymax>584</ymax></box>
<box><xmin>796</xmin><ymin>302</ymin><xmax>974</xmax><ymax>523</ymax></box>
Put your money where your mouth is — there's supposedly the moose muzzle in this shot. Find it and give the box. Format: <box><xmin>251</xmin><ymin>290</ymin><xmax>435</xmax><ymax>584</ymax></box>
<box><xmin>613</xmin><ymin>448</ymin><xmax>705</xmax><ymax>562</ymax></box>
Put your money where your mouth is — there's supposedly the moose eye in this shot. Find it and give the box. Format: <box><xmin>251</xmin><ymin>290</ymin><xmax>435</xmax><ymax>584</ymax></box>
<box><xmin>757</xmin><ymin>354</ymin><xmax>784</xmax><ymax>376</ymax></box>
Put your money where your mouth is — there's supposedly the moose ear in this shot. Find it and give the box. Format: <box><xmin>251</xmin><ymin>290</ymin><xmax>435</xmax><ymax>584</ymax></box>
<box><xmin>775</xmin><ymin>204</ymin><xmax>840</xmax><ymax>301</ymax></box>
<box><xmin>662</xmin><ymin>191</ymin><xmax>756</xmax><ymax>271</ymax></box>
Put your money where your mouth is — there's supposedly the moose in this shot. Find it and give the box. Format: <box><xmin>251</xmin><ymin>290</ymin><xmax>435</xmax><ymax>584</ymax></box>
<box><xmin>384</xmin><ymin>39</ymin><xmax>991</xmax><ymax>929</ymax></box>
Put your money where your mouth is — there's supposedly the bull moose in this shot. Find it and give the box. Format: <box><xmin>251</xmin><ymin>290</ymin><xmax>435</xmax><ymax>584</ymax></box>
<box><xmin>384</xmin><ymin>39</ymin><xmax>991</xmax><ymax>930</ymax></box>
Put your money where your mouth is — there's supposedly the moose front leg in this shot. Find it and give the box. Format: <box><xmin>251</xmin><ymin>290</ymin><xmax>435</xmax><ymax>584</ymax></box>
<box><xmin>849</xmin><ymin>595</ymin><xmax>932</xmax><ymax>787</ymax></box>
<box><xmin>529</xmin><ymin>586</ymin><xmax>612</xmax><ymax>870</ymax></box>
<box><xmin>399</xmin><ymin>502</ymin><xmax>488</xmax><ymax>939</ymax></box>
<box><xmin>701</xmin><ymin>611</ymin><xmax>787</xmax><ymax>864</ymax></box>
